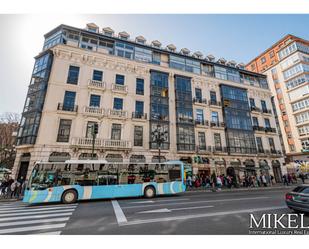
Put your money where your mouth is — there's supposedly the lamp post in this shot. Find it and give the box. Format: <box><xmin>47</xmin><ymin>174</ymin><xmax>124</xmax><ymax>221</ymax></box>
<box><xmin>90</xmin><ymin>123</ymin><xmax>98</xmax><ymax>160</ymax></box>
<box><xmin>151</xmin><ymin>124</ymin><xmax>168</xmax><ymax>163</ymax></box>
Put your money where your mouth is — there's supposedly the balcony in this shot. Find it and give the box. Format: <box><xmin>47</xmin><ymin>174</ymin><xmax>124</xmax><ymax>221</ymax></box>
<box><xmin>209</xmin><ymin>100</ymin><xmax>222</xmax><ymax>107</ymax></box>
<box><xmin>177</xmin><ymin>117</ymin><xmax>194</xmax><ymax>124</ymax></box>
<box><xmin>196</xmin><ymin>145</ymin><xmax>212</xmax><ymax>153</ymax></box>
<box><xmin>107</xmin><ymin>109</ymin><xmax>127</xmax><ymax>119</ymax></box>
<box><xmin>210</xmin><ymin>121</ymin><xmax>225</xmax><ymax>128</ymax></box>
<box><xmin>57</xmin><ymin>103</ymin><xmax>78</xmax><ymax>113</ymax></box>
<box><xmin>265</xmin><ymin>127</ymin><xmax>277</xmax><ymax>133</ymax></box>
<box><xmin>253</xmin><ymin>125</ymin><xmax>266</xmax><ymax>132</ymax></box>
<box><xmin>112</xmin><ymin>83</ymin><xmax>128</xmax><ymax>94</ymax></box>
<box><xmin>88</xmin><ymin>79</ymin><xmax>106</xmax><ymax>90</ymax></box>
<box><xmin>71</xmin><ymin>137</ymin><xmax>132</xmax><ymax>150</ymax></box>
<box><xmin>193</xmin><ymin>98</ymin><xmax>207</xmax><ymax>105</ymax></box>
<box><xmin>83</xmin><ymin>106</ymin><xmax>104</xmax><ymax>116</ymax></box>
<box><xmin>261</xmin><ymin>108</ymin><xmax>272</xmax><ymax>115</ymax></box>
<box><xmin>213</xmin><ymin>146</ymin><xmax>228</xmax><ymax>153</ymax></box>
<box><xmin>132</xmin><ymin>112</ymin><xmax>147</xmax><ymax>120</ymax></box>
<box><xmin>195</xmin><ymin>119</ymin><xmax>209</xmax><ymax>127</ymax></box>
<box><xmin>250</xmin><ymin>106</ymin><xmax>261</xmax><ymax>112</ymax></box>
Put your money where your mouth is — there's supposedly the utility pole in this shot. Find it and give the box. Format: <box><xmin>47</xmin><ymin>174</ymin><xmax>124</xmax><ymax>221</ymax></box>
<box><xmin>91</xmin><ymin>123</ymin><xmax>98</xmax><ymax>160</ymax></box>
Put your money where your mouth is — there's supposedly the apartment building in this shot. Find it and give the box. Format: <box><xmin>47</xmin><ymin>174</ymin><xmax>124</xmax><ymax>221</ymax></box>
<box><xmin>247</xmin><ymin>34</ymin><xmax>309</xmax><ymax>173</ymax></box>
<box><xmin>12</xmin><ymin>23</ymin><xmax>284</xmax><ymax>183</ymax></box>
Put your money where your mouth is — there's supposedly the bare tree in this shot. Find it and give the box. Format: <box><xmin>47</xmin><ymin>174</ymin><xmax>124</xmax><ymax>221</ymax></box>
<box><xmin>0</xmin><ymin>112</ymin><xmax>20</xmax><ymax>169</ymax></box>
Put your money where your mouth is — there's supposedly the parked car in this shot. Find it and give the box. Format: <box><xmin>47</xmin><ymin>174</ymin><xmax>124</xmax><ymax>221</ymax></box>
<box><xmin>286</xmin><ymin>185</ymin><xmax>309</xmax><ymax>213</ymax></box>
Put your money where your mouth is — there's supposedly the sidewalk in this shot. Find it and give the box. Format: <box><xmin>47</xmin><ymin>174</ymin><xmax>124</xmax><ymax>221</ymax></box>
<box><xmin>185</xmin><ymin>182</ymin><xmax>307</xmax><ymax>193</ymax></box>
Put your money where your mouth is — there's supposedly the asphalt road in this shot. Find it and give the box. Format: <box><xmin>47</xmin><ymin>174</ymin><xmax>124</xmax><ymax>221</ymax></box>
<box><xmin>0</xmin><ymin>187</ymin><xmax>308</xmax><ymax>235</ymax></box>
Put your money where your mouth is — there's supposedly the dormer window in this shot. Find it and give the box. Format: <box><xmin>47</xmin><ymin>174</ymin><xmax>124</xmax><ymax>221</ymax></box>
<box><xmin>228</xmin><ymin>60</ymin><xmax>237</xmax><ymax>67</ymax></box>
<box><xmin>135</xmin><ymin>36</ymin><xmax>146</xmax><ymax>44</ymax></box>
<box><xmin>180</xmin><ymin>48</ymin><xmax>190</xmax><ymax>56</ymax></box>
<box><xmin>86</xmin><ymin>23</ymin><xmax>99</xmax><ymax>33</ymax></box>
<box><xmin>207</xmin><ymin>55</ymin><xmax>215</xmax><ymax>62</ymax></box>
<box><xmin>218</xmin><ymin>58</ymin><xmax>227</xmax><ymax>65</ymax></box>
<box><xmin>167</xmin><ymin>44</ymin><xmax>176</xmax><ymax>52</ymax></box>
<box><xmin>151</xmin><ymin>40</ymin><xmax>162</xmax><ymax>48</ymax></box>
<box><xmin>102</xmin><ymin>27</ymin><xmax>114</xmax><ymax>37</ymax></box>
<box><xmin>238</xmin><ymin>63</ymin><xmax>245</xmax><ymax>69</ymax></box>
<box><xmin>119</xmin><ymin>31</ymin><xmax>130</xmax><ymax>40</ymax></box>
<box><xmin>193</xmin><ymin>51</ymin><xmax>203</xmax><ymax>59</ymax></box>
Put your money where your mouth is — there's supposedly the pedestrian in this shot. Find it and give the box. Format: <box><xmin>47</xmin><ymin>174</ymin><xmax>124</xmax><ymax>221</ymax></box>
<box><xmin>216</xmin><ymin>176</ymin><xmax>222</xmax><ymax>190</ymax></box>
<box><xmin>287</xmin><ymin>173</ymin><xmax>292</xmax><ymax>185</ymax></box>
<box><xmin>299</xmin><ymin>173</ymin><xmax>305</xmax><ymax>184</ymax></box>
<box><xmin>261</xmin><ymin>174</ymin><xmax>267</xmax><ymax>187</ymax></box>
<box><xmin>282</xmin><ymin>174</ymin><xmax>288</xmax><ymax>186</ymax></box>
<box><xmin>10</xmin><ymin>179</ymin><xmax>21</xmax><ymax>198</ymax></box>
<box><xmin>187</xmin><ymin>175</ymin><xmax>192</xmax><ymax>188</ymax></box>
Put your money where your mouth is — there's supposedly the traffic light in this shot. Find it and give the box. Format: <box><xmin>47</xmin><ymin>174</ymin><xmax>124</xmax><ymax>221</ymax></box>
<box><xmin>92</xmin><ymin>123</ymin><xmax>98</xmax><ymax>135</ymax></box>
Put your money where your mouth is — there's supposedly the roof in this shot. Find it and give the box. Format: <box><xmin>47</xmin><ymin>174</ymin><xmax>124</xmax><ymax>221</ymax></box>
<box><xmin>43</xmin><ymin>24</ymin><xmax>267</xmax><ymax>78</ymax></box>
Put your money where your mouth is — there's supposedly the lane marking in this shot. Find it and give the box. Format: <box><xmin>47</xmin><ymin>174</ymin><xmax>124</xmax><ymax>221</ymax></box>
<box><xmin>129</xmin><ymin>198</ymin><xmax>190</xmax><ymax>204</ymax></box>
<box><xmin>0</xmin><ymin>205</ymin><xmax>78</xmax><ymax>213</ymax></box>
<box><xmin>0</xmin><ymin>208</ymin><xmax>76</xmax><ymax>217</ymax></box>
<box><xmin>120</xmin><ymin>206</ymin><xmax>288</xmax><ymax>226</ymax></box>
<box><xmin>0</xmin><ymin>212</ymin><xmax>73</xmax><ymax>222</ymax></box>
<box><xmin>34</xmin><ymin>231</ymin><xmax>62</xmax><ymax>235</ymax></box>
<box><xmin>138</xmin><ymin>205</ymin><xmax>214</xmax><ymax>214</ymax></box>
<box><xmin>0</xmin><ymin>217</ymin><xmax>70</xmax><ymax>227</ymax></box>
<box><xmin>0</xmin><ymin>223</ymin><xmax>66</xmax><ymax>234</ymax></box>
<box><xmin>111</xmin><ymin>200</ymin><xmax>127</xmax><ymax>224</ymax></box>
<box><xmin>122</xmin><ymin>196</ymin><xmax>270</xmax><ymax>209</ymax></box>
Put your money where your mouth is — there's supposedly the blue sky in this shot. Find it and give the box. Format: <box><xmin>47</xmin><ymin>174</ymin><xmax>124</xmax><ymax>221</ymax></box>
<box><xmin>0</xmin><ymin>14</ymin><xmax>308</xmax><ymax>113</ymax></box>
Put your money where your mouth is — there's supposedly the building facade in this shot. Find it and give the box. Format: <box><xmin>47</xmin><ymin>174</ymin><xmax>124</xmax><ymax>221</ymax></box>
<box><xmin>13</xmin><ymin>23</ymin><xmax>284</xmax><ymax>183</ymax></box>
<box><xmin>247</xmin><ymin>34</ymin><xmax>309</xmax><ymax>173</ymax></box>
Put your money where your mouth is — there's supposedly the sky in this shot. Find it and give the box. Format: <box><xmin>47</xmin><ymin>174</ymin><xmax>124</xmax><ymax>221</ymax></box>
<box><xmin>0</xmin><ymin>14</ymin><xmax>309</xmax><ymax>114</ymax></box>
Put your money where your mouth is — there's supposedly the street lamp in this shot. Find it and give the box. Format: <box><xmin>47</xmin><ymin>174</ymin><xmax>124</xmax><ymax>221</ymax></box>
<box><xmin>89</xmin><ymin>123</ymin><xmax>98</xmax><ymax>160</ymax></box>
<box><xmin>151</xmin><ymin>124</ymin><xmax>168</xmax><ymax>163</ymax></box>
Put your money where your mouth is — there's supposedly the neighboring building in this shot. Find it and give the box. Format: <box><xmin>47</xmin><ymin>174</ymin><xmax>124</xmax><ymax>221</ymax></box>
<box><xmin>12</xmin><ymin>23</ymin><xmax>284</xmax><ymax>183</ymax></box>
<box><xmin>247</xmin><ymin>34</ymin><xmax>309</xmax><ymax>173</ymax></box>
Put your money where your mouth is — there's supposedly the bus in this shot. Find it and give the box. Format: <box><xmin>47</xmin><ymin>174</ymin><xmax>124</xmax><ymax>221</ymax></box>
<box><xmin>23</xmin><ymin>160</ymin><xmax>186</xmax><ymax>204</ymax></box>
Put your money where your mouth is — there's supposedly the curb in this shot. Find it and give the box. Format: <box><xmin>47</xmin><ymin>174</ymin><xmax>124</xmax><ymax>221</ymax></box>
<box><xmin>0</xmin><ymin>198</ymin><xmax>19</xmax><ymax>203</ymax></box>
<box><xmin>185</xmin><ymin>185</ymin><xmax>297</xmax><ymax>193</ymax></box>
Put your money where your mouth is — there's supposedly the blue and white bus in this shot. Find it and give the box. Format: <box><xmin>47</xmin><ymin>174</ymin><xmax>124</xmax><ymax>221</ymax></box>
<box><xmin>23</xmin><ymin>160</ymin><xmax>186</xmax><ymax>204</ymax></box>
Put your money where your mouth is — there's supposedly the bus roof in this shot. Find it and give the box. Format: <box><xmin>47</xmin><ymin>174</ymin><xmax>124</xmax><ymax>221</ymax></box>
<box><xmin>34</xmin><ymin>160</ymin><xmax>184</xmax><ymax>165</ymax></box>
<box><xmin>65</xmin><ymin>159</ymin><xmax>108</xmax><ymax>164</ymax></box>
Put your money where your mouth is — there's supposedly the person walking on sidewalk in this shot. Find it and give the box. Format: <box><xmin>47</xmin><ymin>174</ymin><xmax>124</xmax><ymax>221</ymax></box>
<box><xmin>299</xmin><ymin>173</ymin><xmax>306</xmax><ymax>184</ymax></box>
<box><xmin>283</xmin><ymin>174</ymin><xmax>288</xmax><ymax>186</ymax></box>
<box><xmin>261</xmin><ymin>174</ymin><xmax>267</xmax><ymax>187</ymax></box>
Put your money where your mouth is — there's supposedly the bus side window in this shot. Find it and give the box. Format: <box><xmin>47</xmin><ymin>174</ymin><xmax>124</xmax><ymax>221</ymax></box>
<box><xmin>97</xmin><ymin>171</ymin><xmax>108</xmax><ymax>185</ymax></box>
<box><xmin>168</xmin><ymin>164</ymin><xmax>181</xmax><ymax>181</ymax></box>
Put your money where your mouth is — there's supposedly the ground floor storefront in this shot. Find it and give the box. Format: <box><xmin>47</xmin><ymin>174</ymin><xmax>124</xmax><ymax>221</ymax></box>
<box><xmin>11</xmin><ymin>146</ymin><xmax>285</xmax><ymax>182</ymax></box>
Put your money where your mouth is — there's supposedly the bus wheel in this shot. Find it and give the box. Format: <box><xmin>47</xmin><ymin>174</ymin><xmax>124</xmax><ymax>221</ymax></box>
<box><xmin>144</xmin><ymin>186</ymin><xmax>156</xmax><ymax>198</ymax></box>
<box><xmin>61</xmin><ymin>189</ymin><xmax>77</xmax><ymax>204</ymax></box>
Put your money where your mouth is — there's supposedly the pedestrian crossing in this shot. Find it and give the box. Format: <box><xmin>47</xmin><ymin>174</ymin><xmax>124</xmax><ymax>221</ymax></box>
<box><xmin>0</xmin><ymin>202</ymin><xmax>78</xmax><ymax>235</ymax></box>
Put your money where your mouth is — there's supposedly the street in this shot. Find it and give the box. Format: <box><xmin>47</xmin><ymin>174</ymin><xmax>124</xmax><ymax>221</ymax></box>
<box><xmin>0</xmin><ymin>186</ymin><xmax>308</xmax><ymax>235</ymax></box>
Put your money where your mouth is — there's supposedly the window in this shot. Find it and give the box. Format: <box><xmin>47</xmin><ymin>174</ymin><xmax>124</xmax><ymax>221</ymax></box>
<box><xmin>67</xmin><ymin>66</ymin><xmax>80</xmax><ymax>84</ymax></box>
<box><xmin>211</xmin><ymin>111</ymin><xmax>219</xmax><ymax>124</ymax></box>
<box><xmin>113</xmin><ymin>98</ymin><xmax>123</xmax><ymax>110</ymax></box>
<box><xmin>92</xmin><ymin>70</ymin><xmax>103</xmax><ymax>81</ymax></box>
<box><xmin>135</xmin><ymin>47</ymin><xmax>152</xmax><ymax>63</ymax></box>
<box><xmin>135</xmin><ymin>101</ymin><xmax>144</xmax><ymax>114</ymax></box>
<box><xmin>261</xmin><ymin>57</ymin><xmax>266</xmax><ymax>64</ymax></box>
<box><xmin>249</xmin><ymin>98</ymin><xmax>255</xmax><ymax>107</ymax></box>
<box><xmin>136</xmin><ymin>78</ymin><xmax>144</xmax><ymax>95</ymax></box>
<box><xmin>152</xmin><ymin>52</ymin><xmax>161</xmax><ymax>65</ymax></box>
<box><xmin>264</xmin><ymin>118</ymin><xmax>271</xmax><ymax>128</ymax></box>
<box><xmin>196</xmin><ymin>109</ymin><xmax>204</xmax><ymax>121</ymax></box>
<box><xmin>210</xmin><ymin>91</ymin><xmax>217</xmax><ymax>104</ymax></box>
<box><xmin>86</xmin><ymin>121</ymin><xmax>98</xmax><ymax>138</ymax></box>
<box><xmin>252</xmin><ymin>117</ymin><xmax>259</xmax><ymax>127</ymax></box>
<box><xmin>63</xmin><ymin>91</ymin><xmax>76</xmax><ymax>111</ymax></box>
<box><xmin>116</xmin><ymin>74</ymin><xmax>125</xmax><ymax>85</ymax></box>
<box><xmin>261</xmin><ymin>100</ymin><xmax>267</xmax><ymax>112</ymax></box>
<box><xmin>115</xmin><ymin>42</ymin><xmax>134</xmax><ymax>59</ymax></box>
<box><xmin>195</xmin><ymin>88</ymin><xmax>202</xmax><ymax>100</ymax></box>
<box><xmin>176</xmin><ymin>126</ymin><xmax>195</xmax><ymax>151</ymax></box>
<box><xmin>214</xmin><ymin>133</ymin><xmax>222</xmax><ymax>149</ymax></box>
<box><xmin>170</xmin><ymin>55</ymin><xmax>200</xmax><ymax>74</ymax></box>
<box><xmin>269</xmin><ymin>51</ymin><xmax>275</xmax><ymax>58</ymax></box>
<box><xmin>268</xmin><ymin>137</ymin><xmax>275</xmax><ymax>151</ymax></box>
<box><xmin>256</xmin><ymin>137</ymin><xmax>264</xmax><ymax>152</ymax></box>
<box><xmin>57</xmin><ymin>119</ymin><xmax>72</xmax><ymax>142</ymax></box>
<box><xmin>214</xmin><ymin>66</ymin><xmax>240</xmax><ymax>83</ymax></box>
<box><xmin>198</xmin><ymin>132</ymin><xmax>206</xmax><ymax>150</ymax></box>
<box><xmin>111</xmin><ymin>124</ymin><xmax>121</xmax><ymax>140</ymax></box>
<box><xmin>89</xmin><ymin>94</ymin><xmax>101</xmax><ymax>107</ymax></box>
<box><xmin>134</xmin><ymin>126</ymin><xmax>143</xmax><ymax>146</ymax></box>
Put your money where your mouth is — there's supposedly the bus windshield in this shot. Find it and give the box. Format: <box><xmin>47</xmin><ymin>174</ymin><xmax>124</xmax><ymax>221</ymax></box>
<box><xmin>28</xmin><ymin>162</ymin><xmax>183</xmax><ymax>190</ymax></box>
